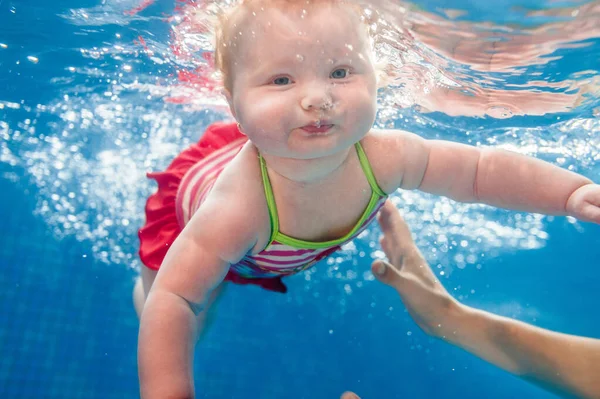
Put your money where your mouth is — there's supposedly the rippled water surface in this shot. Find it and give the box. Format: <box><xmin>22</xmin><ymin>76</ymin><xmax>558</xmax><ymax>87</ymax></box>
<box><xmin>1</xmin><ymin>0</ymin><xmax>599</xmax><ymax>398</ymax></box>
<box><xmin>2</xmin><ymin>0</ymin><xmax>599</xmax><ymax>267</ymax></box>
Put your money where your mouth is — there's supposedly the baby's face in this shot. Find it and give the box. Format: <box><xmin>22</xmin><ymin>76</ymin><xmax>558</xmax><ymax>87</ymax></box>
<box><xmin>225</xmin><ymin>3</ymin><xmax>378</xmax><ymax>160</ymax></box>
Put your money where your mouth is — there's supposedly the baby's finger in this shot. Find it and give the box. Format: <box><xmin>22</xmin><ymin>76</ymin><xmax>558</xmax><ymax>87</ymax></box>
<box><xmin>340</xmin><ymin>391</ymin><xmax>361</xmax><ymax>399</ymax></box>
<box><xmin>578</xmin><ymin>203</ymin><xmax>600</xmax><ymax>224</ymax></box>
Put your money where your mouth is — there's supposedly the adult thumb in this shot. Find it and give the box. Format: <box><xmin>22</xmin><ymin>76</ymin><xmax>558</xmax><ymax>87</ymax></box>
<box><xmin>340</xmin><ymin>392</ymin><xmax>361</xmax><ymax>399</ymax></box>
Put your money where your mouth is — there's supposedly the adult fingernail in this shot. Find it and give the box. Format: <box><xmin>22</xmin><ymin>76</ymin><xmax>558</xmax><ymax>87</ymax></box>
<box><xmin>374</xmin><ymin>261</ymin><xmax>386</xmax><ymax>275</ymax></box>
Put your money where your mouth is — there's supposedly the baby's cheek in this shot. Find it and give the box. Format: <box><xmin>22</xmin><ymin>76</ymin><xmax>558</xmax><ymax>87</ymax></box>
<box><xmin>249</xmin><ymin>95</ymin><xmax>287</xmax><ymax>122</ymax></box>
<box><xmin>346</xmin><ymin>89</ymin><xmax>376</xmax><ymax>125</ymax></box>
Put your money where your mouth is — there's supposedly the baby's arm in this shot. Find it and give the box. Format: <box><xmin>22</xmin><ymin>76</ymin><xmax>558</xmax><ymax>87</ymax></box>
<box><xmin>387</xmin><ymin>131</ymin><xmax>595</xmax><ymax>218</ymax></box>
<box><xmin>138</xmin><ymin>193</ymin><xmax>258</xmax><ymax>399</ymax></box>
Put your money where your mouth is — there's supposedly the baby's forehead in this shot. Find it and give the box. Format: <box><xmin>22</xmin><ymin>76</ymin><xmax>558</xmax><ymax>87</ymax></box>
<box><xmin>233</xmin><ymin>4</ymin><xmax>369</xmax><ymax>56</ymax></box>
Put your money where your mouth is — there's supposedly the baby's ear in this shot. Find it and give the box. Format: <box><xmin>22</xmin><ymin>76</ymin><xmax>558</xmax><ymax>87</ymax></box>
<box><xmin>221</xmin><ymin>88</ymin><xmax>237</xmax><ymax>118</ymax></box>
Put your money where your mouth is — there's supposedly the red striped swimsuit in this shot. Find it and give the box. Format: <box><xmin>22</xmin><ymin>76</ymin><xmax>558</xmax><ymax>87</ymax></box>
<box><xmin>176</xmin><ymin>130</ymin><xmax>387</xmax><ymax>279</ymax></box>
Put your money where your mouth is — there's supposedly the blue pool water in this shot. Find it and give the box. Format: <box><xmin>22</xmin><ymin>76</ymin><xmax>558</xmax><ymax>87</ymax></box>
<box><xmin>1</xmin><ymin>0</ymin><xmax>599</xmax><ymax>398</ymax></box>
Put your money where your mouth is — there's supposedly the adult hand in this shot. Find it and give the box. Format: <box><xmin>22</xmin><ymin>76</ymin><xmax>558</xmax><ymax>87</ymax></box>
<box><xmin>341</xmin><ymin>200</ymin><xmax>600</xmax><ymax>399</ymax></box>
<box><xmin>371</xmin><ymin>200</ymin><xmax>461</xmax><ymax>338</ymax></box>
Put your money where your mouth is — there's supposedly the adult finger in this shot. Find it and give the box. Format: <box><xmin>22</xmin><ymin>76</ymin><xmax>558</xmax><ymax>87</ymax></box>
<box><xmin>372</xmin><ymin>259</ymin><xmax>403</xmax><ymax>290</ymax></box>
<box><xmin>377</xmin><ymin>200</ymin><xmax>416</xmax><ymax>252</ymax></box>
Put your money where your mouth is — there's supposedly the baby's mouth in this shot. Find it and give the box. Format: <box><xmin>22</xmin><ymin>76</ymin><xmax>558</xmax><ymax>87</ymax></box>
<box><xmin>301</xmin><ymin>121</ymin><xmax>334</xmax><ymax>134</ymax></box>
<box><xmin>309</xmin><ymin>118</ymin><xmax>332</xmax><ymax>127</ymax></box>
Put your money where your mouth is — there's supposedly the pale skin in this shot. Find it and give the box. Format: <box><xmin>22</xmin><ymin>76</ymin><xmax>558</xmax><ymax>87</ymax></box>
<box><xmin>341</xmin><ymin>201</ymin><xmax>600</xmax><ymax>399</ymax></box>
<box><xmin>136</xmin><ymin>2</ymin><xmax>600</xmax><ymax>398</ymax></box>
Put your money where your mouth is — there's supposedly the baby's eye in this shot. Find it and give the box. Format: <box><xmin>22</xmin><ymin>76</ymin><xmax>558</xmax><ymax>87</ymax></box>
<box><xmin>330</xmin><ymin>68</ymin><xmax>349</xmax><ymax>79</ymax></box>
<box><xmin>272</xmin><ymin>76</ymin><xmax>291</xmax><ymax>85</ymax></box>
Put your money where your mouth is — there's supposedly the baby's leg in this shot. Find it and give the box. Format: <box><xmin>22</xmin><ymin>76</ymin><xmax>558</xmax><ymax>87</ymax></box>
<box><xmin>133</xmin><ymin>267</ymin><xmax>225</xmax><ymax>341</ymax></box>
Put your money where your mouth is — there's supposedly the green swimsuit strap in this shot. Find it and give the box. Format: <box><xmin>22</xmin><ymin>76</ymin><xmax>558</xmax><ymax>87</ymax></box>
<box><xmin>354</xmin><ymin>141</ymin><xmax>386</xmax><ymax>197</ymax></box>
<box><xmin>258</xmin><ymin>141</ymin><xmax>386</xmax><ymax>248</ymax></box>
<box><xmin>258</xmin><ymin>153</ymin><xmax>280</xmax><ymax>243</ymax></box>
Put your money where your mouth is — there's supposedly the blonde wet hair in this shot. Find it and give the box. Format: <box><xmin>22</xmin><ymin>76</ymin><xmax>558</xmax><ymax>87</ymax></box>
<box><xmin>213</xmin><ymin>0</ymin><xmax>381</xmax><ymax>93</ymax></box>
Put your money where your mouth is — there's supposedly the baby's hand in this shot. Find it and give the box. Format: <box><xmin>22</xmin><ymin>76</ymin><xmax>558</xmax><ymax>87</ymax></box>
<box><xmin>566</xmin><ymin>184</ymin><xmax>600</xmax><ymax>224</ymax></box>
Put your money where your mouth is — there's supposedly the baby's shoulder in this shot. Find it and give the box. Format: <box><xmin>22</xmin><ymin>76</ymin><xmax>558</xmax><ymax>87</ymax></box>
<box><xmin>208</xmin><ymin>143</ymin><xmax>265</xmax><ymax>208</ymax></box>
<box><xmin>359</xmin><ymin>129</ymin><xmax>418</xmax><ymax>193</ymax></box>
<box><xmin>363</xmin><ymin>127</ymin><xmax>414</xmax><ymax>143</ymax></box>
<box><xmin>198</xmin><ymin>143</ymin><xmax>271</xmax><ymax>250</ymax></box>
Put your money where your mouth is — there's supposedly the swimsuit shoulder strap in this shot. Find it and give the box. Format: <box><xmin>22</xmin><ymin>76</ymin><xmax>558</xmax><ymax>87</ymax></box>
<box><xmin>258</xmin><ymin>153</ymin><xmax>280</xmax><ymax>246</ymax></box>
<box><xmin>354</xmin><ymin>141</ymin><xmax>386</xmax><ymax>197</ymax></box>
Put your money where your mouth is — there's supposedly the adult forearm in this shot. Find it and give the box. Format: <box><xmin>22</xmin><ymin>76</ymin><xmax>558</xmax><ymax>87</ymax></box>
<box><xmin>446</xmin><ymin>304</ymin><xmax>600</xmax><ymax>399</ymax></box>
<box><xmin>495</xmin><ymin>318</ymin><xmax>600</xmax><ymax>399</ymax></box>
<box><xmin>438</xmin><ymin>304</ymin><xmax>523</xmax><ymax>373</ymax></box>
<box><xmin>138</xmin><ymin>290</ymin><xmax>199</xmax><ymax>399</ymax></box>
<box><xmin>474</xmin><ymin>148</ymin><xmax>592</xmax><ymax>214</ymax></box>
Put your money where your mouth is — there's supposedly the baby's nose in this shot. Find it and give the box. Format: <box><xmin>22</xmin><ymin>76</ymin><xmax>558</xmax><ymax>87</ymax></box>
<box><xmin>301</xmin><ymin>87</ymin><xmax>333</xmax><ymax>111</ymax></box>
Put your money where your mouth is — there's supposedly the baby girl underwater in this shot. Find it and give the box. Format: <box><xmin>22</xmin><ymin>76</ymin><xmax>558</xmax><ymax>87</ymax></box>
<box><xmin>133</xmin><ymin>0</ymin><xmax>600</xmax><ymax>396</ymax></box>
